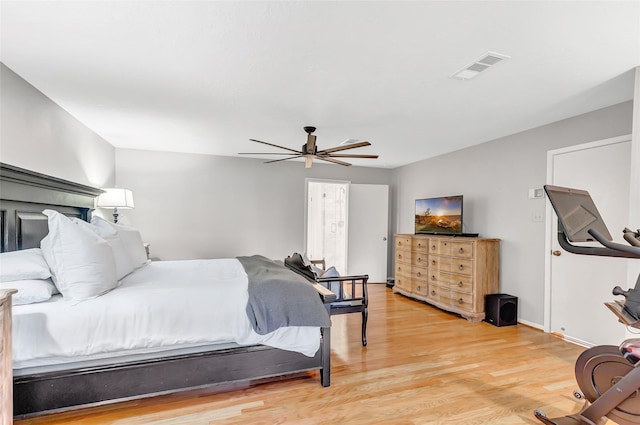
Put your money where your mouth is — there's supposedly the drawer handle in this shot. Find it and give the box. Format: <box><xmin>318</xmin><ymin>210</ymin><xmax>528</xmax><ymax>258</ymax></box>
<box><xmin>458</xmin><ymin>247</ymin><xmax>464</xmax><ymax>254</ymax></box>
<box><xmin>443</xmin><ymin>242</ymin><xmax>447</xmax><ymax>246</ymax></box>
<box><xmin>431</xmin><ymin>245</ymin><xmax>437</xmax><ymax>250</ymax></box>
<box><xmin>458</xmin><ymin>298</ymin><xmax>464</xmax><ymax>304</ymax></box>
<box><xmin>458</xmin><ymin>264</ymin><xmax>464</xmax><ymax>271</ymax></box>
<box><xmin>417</xmin><ymin>285</ymin><xmax>421</xmax><ymax>291</ymax></box>
<box><xmin>458</xmin><ymin>281</ymin><xmax>463</xmax><ymax>287</ymax></box>
<box><xmin>417</xmin><ymin>257</ymin><xmax>422</xmax><ymax>263</ymax></box>
<box><xmin>431</xmin><ymin>275</ymin><xmax>436</xmax><ymax>281</ymax></box>
<box><xmin>417</xmin><ymin>272</ymin><xmax>421</xmax><ymax>277</ymax></box>
<box><xmin>431</xmin><ymin>260</ymin><xmax>436</xmax><ymax>266</ymax></box>
<box><xmin>418</xmin><ymin>243</ymin><xmax>422</xmax><ymax>248</ymax></box>
<box><xmin>431</xmin><ymin>290</ymin><xmax>436</xmax><ymax>295</ymax></box>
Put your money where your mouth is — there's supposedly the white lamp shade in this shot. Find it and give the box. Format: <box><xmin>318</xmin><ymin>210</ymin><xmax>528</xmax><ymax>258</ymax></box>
<box><xmin>96</xmin><ymin>188</ymin><xmax>135</xmax><ymax>209</ymax></box>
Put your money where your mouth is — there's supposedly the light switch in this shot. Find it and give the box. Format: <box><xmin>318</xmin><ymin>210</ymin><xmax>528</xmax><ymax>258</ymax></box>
<box><xmin>528</xmin><ymin>188</ymin><xmax>544</xmax><ymax>199</ymax></box>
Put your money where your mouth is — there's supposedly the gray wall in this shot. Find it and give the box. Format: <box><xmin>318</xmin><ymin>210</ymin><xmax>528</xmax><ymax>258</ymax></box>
<box><xmin>0</xmin><ymin>63</ymin><xmax>115</xmax><ymax>187</ymax></box>
<box><xmin>115</xmin><ymin>148</ymin><xmax>392</xmax><ymax>262</ymax></box>
<box><xmin>391</xmin><ymin>101</ymin><xmax>634</xmax><ymax>326</ymax></box>
<box><xmin>2</xmin><ymin>61</ymin><xmax>636</xmax><ymax>328</ymax></box>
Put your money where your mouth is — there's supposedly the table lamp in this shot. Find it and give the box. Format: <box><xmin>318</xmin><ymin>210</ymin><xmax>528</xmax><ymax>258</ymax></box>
<box><xmin>96</xmin><ymin>188</ymin><xmax>134</xmax><ymax>223</ymax></box>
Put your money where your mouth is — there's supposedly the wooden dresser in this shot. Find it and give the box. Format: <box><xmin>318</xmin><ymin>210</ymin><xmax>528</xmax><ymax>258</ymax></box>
<box><xmin>393</xmin><ymin>234</ymin><xmax>500</xmax><ymax>322</ymax></box>
<box><xmin>1</xmin><ymin>289</ymin><xmax>16</xmax><ymax>425</ymax></box>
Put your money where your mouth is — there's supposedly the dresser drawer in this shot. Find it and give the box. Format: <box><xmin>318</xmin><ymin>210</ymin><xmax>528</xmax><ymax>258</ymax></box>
<box><xmin>412</xmin><ymin>238</ymin><xmax>429</xmax><ymax>254</ymax></box>
<box><xmin>395</xmin><ymin>262</ymin><xmax>411</xmax><ymax>278</ymax></box>
<box><xmin>395</xmin><ymin>249</ymin><xmax>412</xmax><ymax>264</ymax></box>
<box><xmin>428</xmin><ymin>285</ymin><xmax>440</xmax><ymax>302</ymax></box>
<box><xmin>450</xmin><ymin>241</ymin><xmax>474</xmax><ymax>259</ymax></box>
<box><xmin>429</xmin><ymin>270</ymin><xmax>439</xmax><ymax>285</ymax></box>
<box><xmin>395</xmin><ymin>236</ymin><xmax>412</xmax><ymax>250</ymax></box>
<box><xmin>430</xmin><ymin>240</ymin><xmax>474</xmax><ymax>257</ymax></box>
<box><xmin>426</xmin><ymin>282</ymin><xmax>444</xmax><ymax>301</ymax></box>
<box><xmin>412</xmin><ymin>252</ymin><xmax>428</xmax><ymax>267</ymax></box>
<box><xmin>394</xmin><ymin>275</ymin><xmax>411</xmax><ymax>291</ymax></box>
<box><xmin>449</xmin><ymin>289</ymin><xmax>474</xmax><ymax>310</ymax></box>
<box><xmin>412</xmin><ymin>279</ymin><xmax>429</xmax><ymax>296</ymax></box>
<box><xmin>438</xmin><ymin>271</ymin><xmax>473</xmax><ymax>293</ymax></box>
<box><xmin>436</xmin><ymin>284</ymin><xmax>451</xmax><ymax>305</ymax></box>
<box><xmin>411</xmin><ymin>265</ymin><xmax>428</xmax><ymax>282</ymax></box>
<box><xmin>432</xmin><ymin>240</ymin><xmax>453</xmax><ymax>256</ymax></box>
<box><xmin>432</xmin><ymin>257</ymin><xmax>473</xmax><ymax>275</ymax></box>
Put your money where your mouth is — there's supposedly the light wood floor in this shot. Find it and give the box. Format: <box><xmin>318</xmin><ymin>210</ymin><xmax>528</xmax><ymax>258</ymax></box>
<box><xmin>15</xmin><ymin>285</ymin><xmax>600</xmax><ymax>425</ymax></box>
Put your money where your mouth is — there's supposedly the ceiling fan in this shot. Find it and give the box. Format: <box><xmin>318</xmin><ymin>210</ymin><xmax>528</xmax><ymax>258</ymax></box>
<box><xmin>239</xmin><ymin>126</ymin><xmax>378</xmax><ymax>168</ymax></box>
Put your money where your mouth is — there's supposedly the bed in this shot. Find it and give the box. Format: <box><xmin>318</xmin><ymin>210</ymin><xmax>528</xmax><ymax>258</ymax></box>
<box><xmin>0</xmin><ymin>163</ymin><xmax>334</xmax><ymax>417</ymax></box>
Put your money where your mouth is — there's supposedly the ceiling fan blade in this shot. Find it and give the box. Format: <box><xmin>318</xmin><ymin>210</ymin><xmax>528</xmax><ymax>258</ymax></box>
<box><xmin>316</xmin><ymin>141</ymin><xmax>371</xmax><ymax>155</ymax></box>
<box><xmin>314</xmin><ymin>156</ymin><xmax>352</xmax><ymax>166</ymax></box>
<box><xmin>322</xmin><ymin>154</ymin><xmax>379</xmax><ymax>159</ymax></box>
<box><xmin>238</xmin><ymin>152</ymin><xmax>299</xmax><ymax>155</ymax></box>
<box><xmin>263</xmin><ymin>155</ymin><xmax>304</xmax><ymax>164</ymax></box>
<box><xmin>249</xmin><ymin>139</ymin><xmax>302</xmax><ymax>154</ymax></box>
<box><xmin>305</xmin><ymin>134</ymin><xmax>317</xmax><ymax>155</ymax></box>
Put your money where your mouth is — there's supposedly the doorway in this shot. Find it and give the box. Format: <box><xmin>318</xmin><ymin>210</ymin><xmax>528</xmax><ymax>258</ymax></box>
<box><xmin>305</xmin><ymin>180</ymin><xmax>349</xmax><ymax>274</ymax></box>
<box><xmin>305</xmin><ymin>180</ymin><xmax>390</xmax><ymax>281</ymax></box>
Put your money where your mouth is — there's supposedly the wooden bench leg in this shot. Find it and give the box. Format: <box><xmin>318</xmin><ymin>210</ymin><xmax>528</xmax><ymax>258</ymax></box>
<box><xmin>321</xmin><ymin>326</ymin><xmax>331</xmax><ymax>387</ymax></box>
<box><xmin>361</xmin><ymin>307</ymin><xmax>368</xmax><ymax>346</ymax></box>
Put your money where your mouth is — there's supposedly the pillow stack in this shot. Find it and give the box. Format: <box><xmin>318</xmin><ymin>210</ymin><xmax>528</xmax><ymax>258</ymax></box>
<box><xmin>0</xmin><ymin>248</ymin><xmax>57</xmax><ymax>305</ymax></box>
<box><xmin>0</xmin><ymin>210</ymin><xmax>148</xmax><ymax>304</ymax></box>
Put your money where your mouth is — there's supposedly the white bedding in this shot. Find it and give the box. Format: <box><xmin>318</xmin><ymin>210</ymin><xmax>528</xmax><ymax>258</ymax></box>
<box><xmin>12</xmin><ymin>259</ymin><xmax>321</xmax><ymax>371</ymax></box>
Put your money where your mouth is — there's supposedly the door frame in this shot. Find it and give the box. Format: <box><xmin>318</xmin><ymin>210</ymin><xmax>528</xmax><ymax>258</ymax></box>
<box><xmin>543</xmin><ymin>134</ymin><xmax>632</xmax><ymax>333</ymax></box>
<box><xmin>304</xmin><ymin>178</ymin><xmax>351</xmax><ymax>269</ymax></box>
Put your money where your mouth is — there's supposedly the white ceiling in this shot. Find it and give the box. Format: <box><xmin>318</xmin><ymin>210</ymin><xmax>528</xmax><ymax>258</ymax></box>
<box><xmin>1</xmin><ymin>1</ymin><xmax>639</xmax><ymax>168</ymax></box>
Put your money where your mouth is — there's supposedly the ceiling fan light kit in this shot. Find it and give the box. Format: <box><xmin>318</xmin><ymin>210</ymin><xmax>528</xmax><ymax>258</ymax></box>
<box><xmin>240</xmin><ymin>126</ymin><xmax>379</xmax><ymax>168</ymax></box>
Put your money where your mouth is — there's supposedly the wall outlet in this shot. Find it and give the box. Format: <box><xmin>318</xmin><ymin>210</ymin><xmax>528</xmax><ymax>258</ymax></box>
<box><xmin>532</xmin><ymin>212</ymin><xmax>544</xmax><ymax>222</ymax></box>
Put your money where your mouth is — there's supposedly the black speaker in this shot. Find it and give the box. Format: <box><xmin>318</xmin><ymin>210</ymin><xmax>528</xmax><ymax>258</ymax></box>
<box><xmin>485</xmin><ymin>294</ymin><xmax>518</xmax><ymax>327</ymax></box>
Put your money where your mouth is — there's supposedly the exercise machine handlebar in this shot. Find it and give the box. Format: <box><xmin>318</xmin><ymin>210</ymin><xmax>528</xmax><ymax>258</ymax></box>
<box><xmin>556</xmin><ymin>222</ymin><xmax>640</xmax><ymax>259</ymax></box>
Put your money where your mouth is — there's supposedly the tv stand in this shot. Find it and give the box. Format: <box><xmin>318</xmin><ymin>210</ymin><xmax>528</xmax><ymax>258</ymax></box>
<box><xmin>393</xmin><ymin>234</ymin><xmax>500</xmax><ymax>322</ymax></box>
<box><xmin>416</xmin><ymin>232</ymin><xmax>479</xmax><ymax>238</ymax></box>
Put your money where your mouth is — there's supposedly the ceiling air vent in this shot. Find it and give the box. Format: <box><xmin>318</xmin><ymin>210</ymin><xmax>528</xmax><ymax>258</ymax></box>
<box><xmin>450</xmin><ymin>51</ymin><xmax>510</xmax><ymax>80</ymax></box>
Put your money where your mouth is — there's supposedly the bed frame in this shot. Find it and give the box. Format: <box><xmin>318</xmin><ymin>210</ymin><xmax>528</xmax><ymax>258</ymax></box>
<box><xmin>0</xmin><ymin>163</ymin><xmax>333</xmax><ymax>417</ymax></box>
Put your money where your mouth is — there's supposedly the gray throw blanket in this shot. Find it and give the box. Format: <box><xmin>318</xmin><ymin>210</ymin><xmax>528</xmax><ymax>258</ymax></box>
<box><xmin>237</xmin><ymin>255</ymin><xmax>331</xmax><ymax>335</ymax></box>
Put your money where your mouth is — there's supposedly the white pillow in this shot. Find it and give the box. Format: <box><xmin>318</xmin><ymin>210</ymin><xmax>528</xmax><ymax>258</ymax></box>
<box><xmin>0</xmin><ymin>248</ymin><xmax>51</xmax><ymax>282</ymax></box>
<box><xmin>0</xmin><ymin>279</ymin><xmax>57</xmax><ymax>305</ymax></box>
<box><xmin>71</xmin><ymin>218</ymin><xmax>133</xmax><ymax>280</ymax></box>
<box><xmin>40</xmin><ymin>210</ymin><xmax>118</xmax><ymax>301</ymax></box>
<box><xmin>91</xmin><ymin>217</ymin><xmax>147</xmax><ymax>270</ymax></box>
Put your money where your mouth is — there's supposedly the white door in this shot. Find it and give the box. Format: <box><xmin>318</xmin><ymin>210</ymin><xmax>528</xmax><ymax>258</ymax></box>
<box><xmin>546</xmin><ymin>136</ymin><xmax>631</xmax><ymax>346</ymax></box>
<box><xmin>348</xmin><ymin>184</ymin><xmax>389</xmax><ymax>282</ymax></box>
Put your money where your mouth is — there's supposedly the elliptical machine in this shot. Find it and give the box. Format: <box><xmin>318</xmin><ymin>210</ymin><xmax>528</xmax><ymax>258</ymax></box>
<box><xmin>534</xmin><ymin>185</ymin><xmax>640</xmax><ymax>425</ymax></box>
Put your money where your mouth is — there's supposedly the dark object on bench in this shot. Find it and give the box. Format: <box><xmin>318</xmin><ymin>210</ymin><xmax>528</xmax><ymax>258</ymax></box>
<box><xmin>285</xmin><ymin>255</ymin><xmax>369</xmax><ymax>346</ymax></box>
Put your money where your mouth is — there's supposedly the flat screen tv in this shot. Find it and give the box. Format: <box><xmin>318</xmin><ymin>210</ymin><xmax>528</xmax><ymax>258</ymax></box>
<box><xmin>415</xmin><ymin>195</ymin><xmax>463</xmax><ymax>235</ymax></box>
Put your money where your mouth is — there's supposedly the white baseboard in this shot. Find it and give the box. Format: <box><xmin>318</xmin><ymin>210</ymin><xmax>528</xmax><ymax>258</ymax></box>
<box><xmin>516</xmin><ymin>318</ymin><xmax>543</xmax><ymax>330</ymax></box>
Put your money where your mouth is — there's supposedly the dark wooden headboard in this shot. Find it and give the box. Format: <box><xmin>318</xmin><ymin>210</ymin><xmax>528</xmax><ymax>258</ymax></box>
<box><xmin>0</xmin><ymin>163</ymin><xmax>103</xmax><ymax>252</ymax></box>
